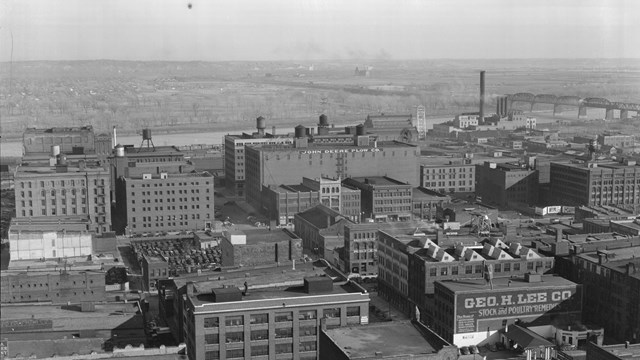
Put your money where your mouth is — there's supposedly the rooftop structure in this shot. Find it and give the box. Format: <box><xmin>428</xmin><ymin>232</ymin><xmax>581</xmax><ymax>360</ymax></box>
<box><xmin>588</xmin><ymin>341</ymin><xmax>640</xmax><ymax>360</ymax></box>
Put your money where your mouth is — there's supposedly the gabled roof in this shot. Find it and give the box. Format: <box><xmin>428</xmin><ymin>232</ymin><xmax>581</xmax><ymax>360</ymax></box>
<box><xmin>295</xmin><ymin>204</ymin><xmax>349</xmax><ymax>229</ymax></box>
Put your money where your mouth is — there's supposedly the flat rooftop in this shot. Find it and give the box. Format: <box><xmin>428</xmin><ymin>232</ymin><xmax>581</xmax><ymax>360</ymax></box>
<box><xmin>437</xmin><ymin>275</ymin><xmax>577</xmax><ymax>293</ymax></box>
<box><xmin>0</xmin><ymin>302</ymin><xmax>140</xmax><ymax>333</ymax></box>
<box><xmin>348</xmin><ymin>176</ymin><xmax>409</xmax><ymax>186</ymax></box>
<box><xmin>9</xmin><ymin>216</ymin><xmax>91</xmax><ymax>232</ymax></box>
<box><xmin>324</xmin><ymin>321</ymin><xmax>437</xmax><ymax>358</ymax></box>
<box><xmin>241</xmin><ymin>228</ymin><xmax>298</xmax><ymax>245</ymax></box>
<box><xmin>15</xmin><ymin>164</ymin><xmax>108</xmax><ymax>176</ymax></box>
<box><xmin>121</xmin><ymin>145</ymin><xmax>182</xmax><ymax>156</ymax></box>
<box><xmin>248</xmin><ymin>140</ymin><xmax>417</xmax><ymax>152</ymax></box>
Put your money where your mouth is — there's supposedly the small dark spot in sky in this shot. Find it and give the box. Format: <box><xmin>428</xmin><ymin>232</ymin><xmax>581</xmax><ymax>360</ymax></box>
<box><xmin>188</xmin><ymin>3</ymin><xmax>192</xmax><ymax>9</ymax></box>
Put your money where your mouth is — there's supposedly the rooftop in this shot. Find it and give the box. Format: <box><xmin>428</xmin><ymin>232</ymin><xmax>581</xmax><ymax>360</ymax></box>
<box><xmin>121</xmin><ymin>145</ymin><xmax>182</xmax><ymax>156</ymax></box>
<box><xmin>0</xmin><ymin>302</ymin><xmax>140</xmax><ymax>334</ymax></box>
<box><xmin>323</xmin><ymin>321</ymin><xmax>437</xmax><ymax>358</ymax></box>
<box><xmin>247</xmin><ymin>140</ymin><xmax>417</xmax><ymax>152</ymax></box>
<box><xmin>347</xmin><ymin>176</ymin><xmax>410</xmax><ymax>187</ymax></box>
<box><xmin>595</xmin><ymin>342</ymin><xmax>640</xmax><ymax>360</ymax></box>
<box><xmin>15</xmin><ymin>164</ymin><xmax>108</xmax><ymax>176</ymax></box>
<box><xmin>296</xmin><ymin>205</ymin><xmax>348</xmax><ymax>229</ymax></box>
<box><xmin>9</xmin><ymin>216</ymin><xmax>91</xmax><ymax>232</ymax></box>
<box><xmin>241</xmin><ymin>228</ymin><xmax>299</xmax><ymax>245</ymax></box>
<box><xmin>437</xmin><ymin>275</ymin><xmax>577</xmax><ymax>293</ymax></box>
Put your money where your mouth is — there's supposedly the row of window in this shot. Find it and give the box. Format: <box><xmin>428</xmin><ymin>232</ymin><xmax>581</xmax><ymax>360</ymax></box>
<box><xmin>20</xmin><ymin>179</ymin><xmax>99</xmax><ymax>188</ymax></box>
<box><xmin>204</xmin><ymin>341</ymin><xmax>316</xmax><ymax>360</ymax></box>
<box><xmin>203</xmin><ymin>308</ymin><xmax>360</xmax><ymax>329</ymax></box>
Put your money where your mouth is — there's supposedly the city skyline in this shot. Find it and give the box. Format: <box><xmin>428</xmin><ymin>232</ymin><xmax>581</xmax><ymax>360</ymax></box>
<box><xmin>0</xmin><ymin>0</ymin><xmax>639</xmax><ymax>62</ymax></box>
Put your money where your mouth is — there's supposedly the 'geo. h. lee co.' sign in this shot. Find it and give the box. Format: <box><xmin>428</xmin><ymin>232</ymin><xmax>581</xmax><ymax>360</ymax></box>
<box><xmin>299</xmin><ymin>148</ymin><xmax>382</xmax><ymax>155</ymax></box>
<box><xmin>455</xmin><ymin>287</ymin><xmax>581</xmax><ymax>333</ymax></box>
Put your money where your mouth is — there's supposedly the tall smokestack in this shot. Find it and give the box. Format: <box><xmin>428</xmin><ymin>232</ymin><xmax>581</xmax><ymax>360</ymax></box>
<box><xmin>113</xmin><ymin>126</ymin><xmax>117</xmax><ymax>149</ymax></box>
<box><xmin>479</xmin><ymin>71</ymin><xmax>485</xmax><ymax>122</ymax></box>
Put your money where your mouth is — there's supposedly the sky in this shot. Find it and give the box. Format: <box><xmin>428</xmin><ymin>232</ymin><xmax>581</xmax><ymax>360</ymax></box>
<box><xmin>0</xmin><ymin>0</ymin><xmax>638</xmax><ymax>61</ymax></box>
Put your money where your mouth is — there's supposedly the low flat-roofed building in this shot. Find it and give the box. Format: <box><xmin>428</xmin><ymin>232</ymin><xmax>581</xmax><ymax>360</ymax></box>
<box><xmin>1</xmin><ymin>269</ymin><xmax>106</xmax><ymax>304</ymax></box>
<box><xmin>8</xmin><ymin>217</ymin><xmax>93</xmax><ymax>261</ymax></box>
<box><xmin>219</xmin><ymin>228</ymin><xmax>303</xmax><ymax>267</ymax></box>
<box><xmin>412</xmin><ymin>187</ymin><xmax>451</xmax><ymax>221</ymax></box>
<box><xmin>433</xmin><ymin>274</ymin><xmax>582</xmax><ymax>346</ymax></box>
<box><xmin>293</xmin><ymin>204</ymin><xmax>354</xmax><ymax>258</ymax></box>
<box><xmin>0</xmin><ymin>301</ymin><xmax>145</xmax><ymax>357</ymax></box>
<box><xmin>319</xmin><ymin>320</ymin><xmax>458</xmax><ymax>360</ymax></box>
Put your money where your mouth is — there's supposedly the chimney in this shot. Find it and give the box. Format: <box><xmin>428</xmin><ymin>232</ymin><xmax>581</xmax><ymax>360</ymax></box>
<box><xmin>113</xmin><ymin>126</ymin><xmax>117</xmax><ymax>149</ymax></box>
<box><xmin>556</xmin><ymin>228</ymin><xmax>563</xmax><ymax>242</ymax></box>
<box><xmin>272</xmin><ymin>126</ymin><xmax>276</xmax><ymax>135</ymax></box>
<box><xmin>479</xmin><ymin>71</ymin><xmax>485</xmax><ymax>122</ymax></box>
<box><xmin>186</xmin><ymin>281</ymin><xmax>195</xmax><ymax>297</ymax></box>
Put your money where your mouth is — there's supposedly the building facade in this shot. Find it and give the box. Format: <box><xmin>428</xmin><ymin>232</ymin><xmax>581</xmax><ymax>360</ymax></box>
<box><xmin>14</xmin><ymin>161</ymin><xmax>112</xmax><ymax>234</ymax></box>
<box><xmin>1</xmin><ymin>270</ymin><xmax>106</xmax><ymax>304</ymax></box>
<box><xmin>343</xmin><ymin>223</ymin><xmax>379</xmax><ymax>278</ymax></box>
<box><xmin>244</xmin><ymin>139</ymin><xmax>419</xmax><ymax>210</ymax></box>
<box><xmin>224</xmin><ymin>118</ymin><xmax>294</xmax><ymax>197</ymax></box>
<box><xmin>182</xmin><ymin>277</ymin><xmax>370</xmax><ymax>360</ymax></box>
<box><xmin>342</xmin><ymin>176</ymin><xmax>413</xmax><ymax>222</ymax></box>
<box><xmin>119</xmin><ymin>171</ymin><xmax>214</xmax><ymax>235</ymax></box>
<box><xmin>262</xmin><ymin>177</ymin><xmax>361</xmax><ymax>226</ymax></box>
<box><xmin>476</xmin><ymin>161</ymin><xmax>539</xmax><ymax>208</ymax></box>
<box><xmin>420</xmin><ymin>163</ymin><xmax>476</xmax><ymax>193</ymax></box>
<box><xmin>550</xmin><ymin>160</ymin><xmax>640</xmax><ymax>207</ymax></box>
<box><xmin>9</xmin><ymin>218</ymin><xmax>92</xmax><ymax>260</ymax></box>
<box><xmin>433</xmin><ymin>275</ymin><xmax>582</xmax><ymax>346</ymax></box>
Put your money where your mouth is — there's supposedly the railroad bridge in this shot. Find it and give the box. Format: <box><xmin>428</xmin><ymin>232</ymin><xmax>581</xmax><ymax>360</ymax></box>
<box><xmin>495</xmin><ymin>93</ymin><xmax>639</xmax><ymax>119</ymax></box>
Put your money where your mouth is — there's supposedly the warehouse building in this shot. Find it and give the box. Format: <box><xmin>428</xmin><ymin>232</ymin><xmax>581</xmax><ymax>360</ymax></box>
<box><xmin>433</xmin><ymin>274</ymin><xmax>583</xmax><ymax>346</ymax></box>
<box><xmin>342</xmin><ymin>176</ymin><xmax>413</xmax><ymax>222</ymax></box>
<box><xmin>420</xmin><ymin>162</ymin><xmax>476</xmax><ymax>193</ymax></box>
<box><xmin>262</xmin><ymin>176</ymin><xmax>361</xmax><ymax>226</ymax></box>
<box><xmin>8</xmin><ymin>217</ymin><xmax>92</xmax><ymax>261</ymax></box>
<box><xmin>550</xmin><ymin>159</ymin><xmax>640</xmax><ymax>207</ymax></box>
<box><xmin>1</xmin><ymin>269</ymin><xmax>106</xmax><ymax>304</ymax></box>
<box><xmin>14</xmin><ymin>157</ymin><xmax>112</xmax><ymax>235</ymax></box>
<box><xmin>245</xmin><ymin>130</ymin><xmax>419</xmax><ymax>210</ymax></box>
<box><xmin>224</xmin><ymin>117</ymin><xmax>295</xmax><ymax>197</ymax></box>
<box><xmin>158</xmin><ymin>261</ymin><xmax>369</xmax><ymax>360</ymax></box>
<box><xmin>218</xmin><ymin>228</ymin><xmax>303</xmax><ymax>267</ymax></box>
<box><xmin>476</xmin><ymin>161</ymin><xmax>539</xmax><ymax>208</ymax></box>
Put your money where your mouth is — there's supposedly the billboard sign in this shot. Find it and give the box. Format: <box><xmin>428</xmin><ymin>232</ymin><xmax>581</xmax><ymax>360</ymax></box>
<box><xmin>546</xmin><ymin>206</ymin><xmax>562</xmax><ymax>215</ymax></box>
<box><xmin>455</xmin><ymin>286</ymin><xmax>581</xmax><ymax>333</ymax></box>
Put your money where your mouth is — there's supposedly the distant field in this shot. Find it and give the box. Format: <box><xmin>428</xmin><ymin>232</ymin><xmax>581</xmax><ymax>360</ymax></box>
<box><xmin>0</xmin><ymin>59</ymin><xmax>639</xmax><ymax>140</ymax></box>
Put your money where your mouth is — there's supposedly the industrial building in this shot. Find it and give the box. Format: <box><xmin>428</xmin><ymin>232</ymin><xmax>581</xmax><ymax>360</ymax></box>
<box><xmin>411</xmin><ymin>187</ymin><xmax>451</xmax><ymax>221</ymax></box>
<box><xmin>14</xmin><ymin>156</ymin><xmax>112</xmax><ymax>235</ymax></box>
<box><xmin>476</xmin><ymin>161</ymin><xmax>539</xmax><ymax>208</ymax></box>
<box><xmin>319</xmin><ymin>321</ymin><xmax>459</xmax><ymax>360</ymax></box>
<box><xmin>22</xmin><ymin>126</ymin><xmax>113</xmax><ymax>161</ymax></box>
<box><xmin>218</xmin><ymin>228</ymin><xmax>303</xmax><ymax>267</ymax></box>
<box><xmin>557</xmin><ymin>244</ymin><xmax>640</xmax><ymax>343</ymax></box>
<box><xmin>342</xmin><ymin>176</ymin><xmax>413</xmax><ymax>222</ymax></box>
<box><xmin>8</xmin><ymin>217</ymin><xmax>93</xmax><ymax>261</ymax></box>
<box><xmin>432</xmin><ymin>274</ymin><xmax>583</xmax><ymax>346</ymax></box>
<box><xmin>110</xmin><ymin>134</ymin><xmax>215</xmax><ymax>235</ymax></box>
<box><xmin>244</xmin><ymin>128</ymin><xmax>419</xmax><ymax>210</ymax></box>
<box><xmin>158</xmin><ymin>262</ymin><xmax>369</xmax><ymax>360</ymax></box>
<box><xmin>586</xmin><ymin>341</ymin><xmax>640</xmax><ymax>360</ymax></box>
<box><xmin>597</xmin><ymin>133</ymin><xmax>635</xmax><ymax>149</ymax></box>
<box><xmin>224</xmin><ymin>116</ymin><xmax>294</xmax><ymax>197</ymax></box>
<box><xmin>1</xmin><ymin>269</ymin><xmax>106</xmax><ymax>304</ymax></box>
<box><xmin>293</xmin><ymin>205</ymin><xmax>353</xmax><ymax>260</ymax></box>
<box><xmin>550</xmin><ymin>159</ymin><xmax>640</xmax><ymax>207</ymax></box>
<box><xmin>262</xmin><ymin>176</ymin><xmax>361</xmax><ymax>226</ymax></box>
<box><xmin>420</xmin><ymin>162</ymin><xmax>476</xmax><ymax>193</ymax></box>
<box><xmin>363</xmin><ymin>114</ymin><xmax>419</xmax><ymax>142</ymax></box>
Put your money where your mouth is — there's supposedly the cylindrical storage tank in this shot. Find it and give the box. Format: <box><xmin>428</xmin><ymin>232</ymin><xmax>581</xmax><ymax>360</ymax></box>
<box><xmin>294</xmin><ymin>125</ymin><xmax>306</xmax><ymax>138</ymax></box>
<box><xmin>319</xmin><ymin>114</ymin><xmax>328</xmax><ymax>127</ymax></box>
<box><xmin>115</xmin><ymin>144</ymin><xmax>125</xmax><ymax>157</ymax></box>
<box><xmin>51</xmin><ymin>145</ymin><xmax>61</xmax><ymax>157</ymax></box>
<box><xmin>142</xmin><ymin>128</ymin><xmax>152</xmax><ymax>140</ymax></box>
<box><xmin>256</xmin><ymin>116</ymin><xmax>266</xmax><ymax>130</ymax></box>
<box><xmin>356</xmin><ymin>124</ymin><xmax>366</xmax><ymax>136</ymax></box>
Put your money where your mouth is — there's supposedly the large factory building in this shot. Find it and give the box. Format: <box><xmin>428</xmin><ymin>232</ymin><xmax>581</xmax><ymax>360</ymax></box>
<box><xmin>433</xmin><ymin>274</ymin><xmax>582</xmax><ymax>347</ymax></box>
<box><xmin>244</xmin><ymin>125</ymin><xmax>419</xmax><ymax>209</ymax></box>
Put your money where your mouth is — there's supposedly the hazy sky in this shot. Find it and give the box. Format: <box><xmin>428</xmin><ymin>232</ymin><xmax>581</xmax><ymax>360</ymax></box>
<box><xmin>1</xmin><ymin>0</ymin><xmax>638</xmax><ymax>61</ymax></box>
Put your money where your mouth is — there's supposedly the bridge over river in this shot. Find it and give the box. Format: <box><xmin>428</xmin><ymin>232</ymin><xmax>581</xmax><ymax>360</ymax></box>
<box><xmin>496</xmin><ymin>93</ymin><xmax>639</xmax><ymax>119</ymax></box>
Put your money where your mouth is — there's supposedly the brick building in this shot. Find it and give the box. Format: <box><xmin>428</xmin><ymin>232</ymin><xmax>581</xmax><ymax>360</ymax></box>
<box><xmin>476</xmin><ymin>161</ymin><xmax>539</xmax><ymax>208</ymax></box>
<box><xmin>244</xmin><ymin>135</ymin><xmax>419</xmax><ymax>210</ymax></box>
<box><xmin>14</xmin><ymin>159</ymin><xmax>112</xmax><ymax>234</ymax></box>
<box><xmin>342</xmin><ymin>223</ymin><xmax>379</xmax><ymax>278</ymax></box>
<box><xmin>158</xmin><ymin>262</ymin><xmax>369</xmax><ymax>360</ymax></box>
<box><xmin>550</xmin><ymin>160</ymin><xmax>640</xmax><ymax>207</ymax></box>
<box><xmin>224</xmin><ymin>117</ymin><xmax>294</xmax><ymax>197</ymax></box>
<box><xmin>293</xmin><ymin>205</ymin><xmax>353</xmax><ymax>260</ymax></box>
<box><xmin>1</xmin><ymin>269</ymin><xmax>106</xmax><ymax>304</ymax></box>
<box><xmin>433</xmin><ymin>274</ymin><xmax>582</xmax><ymax>346</ymax></box>
<box><xmin>262</xmin><ymin>177</ymin><xmax>361</xmax><ymax>226</ymax></box>
<box><xmin>412</xmin><ymin>187</ymin><xmax>451</xmax><ymax>221</ymax></box>
<box><xmin>342</xmin><ymin>176</ymin><xmax>412</xmax><ymax>222</ymax></box>
<box><xmin>118</xmin><ymin>171</ymin><xmax>214</xmax><ymax>235</ymax></box>
<box><xmin>22</xmin><ymin>126</ymin><xmax>112</xmax><ymax>160</ymax></box>
<box><xmin>219</xmin><ymin>228</ymin><xmax>303</xmax><ymax>267</ymax></box>
<box><xmin>420</xmin><ymin>162</ymin><xmax>476</xmax><ymax>194</ymax></box>
<box><xmin>8</xmin><ymin>218</ymin><xmax>92</xmax><ymax>260</ymax></box>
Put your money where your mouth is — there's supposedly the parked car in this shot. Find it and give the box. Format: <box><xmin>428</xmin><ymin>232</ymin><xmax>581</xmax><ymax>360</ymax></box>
<box><xmin>459</xmin><ymin>347</ymin><xmax>470</xmax><ymax>355</ymax></box>
<box><xmin>469</xmin><ymin>345</ymin><xmax>479</xmax><ymax>354</ymax></box>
